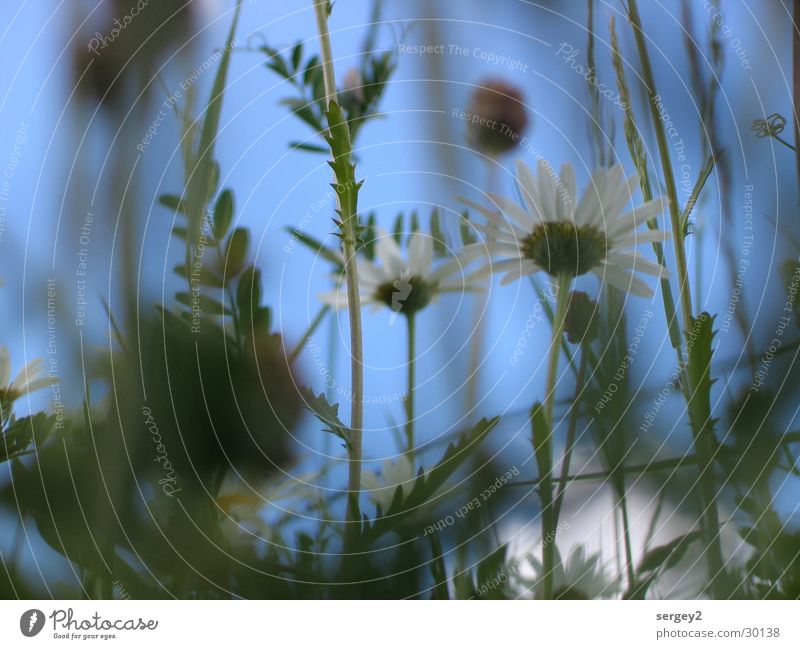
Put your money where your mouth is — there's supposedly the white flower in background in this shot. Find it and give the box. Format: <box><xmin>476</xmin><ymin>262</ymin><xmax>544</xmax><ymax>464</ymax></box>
<box><xmin>459</xmin><ymin>160</ymin><xmax>670</xmax><ymax>297</ymax></box>
<box><xmin>319</xmin><ymin>229</ymin><xmax>484</xmax><ymax>320</ymax></box>
<box><xmin>0</xmin><ymin>346</ymin><xmax>53</xmax><ymax>406</ymax></box>
<box><xmin>528</xmin><ymin>544</ymin><xmax>621</xmax><ymax>599</ymax></box>
<box><xmin>361</xmin><ymin>455</ymin><xmax>417</xmax><ymax>512</ymax></box>
<box><xmin>216</xmin><ymin>472</ymin><xmax>319</xmax><ymax>547</ymax></box>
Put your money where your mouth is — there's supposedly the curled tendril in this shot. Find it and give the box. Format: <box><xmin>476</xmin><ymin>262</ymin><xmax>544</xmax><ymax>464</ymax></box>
<box><xmin>752</xmin><ymin>113</ymin><xmax>787</xmax><ymax>138</ymax></box>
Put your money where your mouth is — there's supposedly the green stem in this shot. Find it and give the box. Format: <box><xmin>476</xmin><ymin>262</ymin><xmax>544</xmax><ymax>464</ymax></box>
<box><xmin>552</xmin><ymin>344</ymin><xmax>589</xmax><ymax>526</ymax></box>
<box><xmin>405</xmin><ymin>313</ymin><xmax>416</xmax><ymax>460</ymax></box>
<box><xmin>539</xmin><ymin>274</ymin><xmax>571</xmax><ymax>600</ymax></box>
<box><xmin>618</xmin><ymin>488</ymin><xmax>637</xmax><ymax>594</ymax></box>
<box><xmin>288</xmin><ymin>304</ymin><xmax>330</xmax><ymax>364</ymax></box>
<box><xmin>543</xmin><ymin>274</ymin><xmax>571</xmax><ymax>427</ymax></box>
<box><xmin>313</xmin><ymin>0</ymin><xmax>364</xmax><ymax>549</ymax></box>
<box><xmin>627</xmin><ymin>0</ymin><xmax>725</xmax><ymax>598</ymax></box>
<box><xmin>626</xmin><ymin>0</ymin><xmax>694</xmax><ymax>337</ymax></box>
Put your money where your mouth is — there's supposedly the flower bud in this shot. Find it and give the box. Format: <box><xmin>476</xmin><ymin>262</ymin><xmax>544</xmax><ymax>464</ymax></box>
<box><xmin>466</xmin><ymin>78</ymin><xmax>529</xmax><ymax>156</ymax></box>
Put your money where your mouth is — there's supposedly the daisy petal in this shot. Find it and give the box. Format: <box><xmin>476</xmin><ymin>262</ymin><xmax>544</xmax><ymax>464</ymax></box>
<box><xmin>515</xmin><ymin>159</ymin><xmax>543</xmax><ymax>220</ymax></box>
<box><xmin>613</xmin><ymin>229</ymin><xmax>672</xmax><ymax>248</ymax></box>
<box><xmin>606</xmin><ymin>252</ymin><xmax>669</xmax><ymax>278</ymax></box>
<box><xmin>592</xmin><ymin>264</ymin><xmax>654</xmax><ymax>298</ymax></box>
<box><xmin>408</xmin><ymin>232</ymin><xmax>433</xmax><ymax>276</ymax></box>
<box><xmin>487</xmin><ymin>192</ymin><xmax>535</xmax><ymax>230</ymax></box>
<box><xmin>607</xmin><ymin>197</ymin><xmax>667</xmax><ymax>238</ymax></box>
<box><xmin>500</xmin><ymin>260</ymin><xmax>537</xmax><ymax>285</ymax></box>
<box><xmin>375</xmin><ymin>229</ymin><xmax>407</xmax><ymax>277</ymax></box>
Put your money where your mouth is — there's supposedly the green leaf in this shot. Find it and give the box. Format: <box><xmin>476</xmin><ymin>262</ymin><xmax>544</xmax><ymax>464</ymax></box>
<box><xmin>213</xmin><ymin>189</ymin><xmax>235</xmax><ymax>241</ymax></box>
<box><xmin>637</xmin><ymin>531</ymin><xmax>701</xmax><ymax>574</ymax></box>
<box><xmin>681</xmin><ymin>154</ymin><xmax>717</xmax><ymax>237</ymax></box>
<box><xmin>288</xmin><ymin>141</ymin><xmax>329</xmax><ymax>155</ymax></box>
<box><xmin>284</xmin><ymin>227</ymin><xmax>342</xmax><ymax>267</ymax></box>
<box><xmin>460</xmin><ymin>210</ymin><xmax>477</xmax><ymax>245</ymax></box>
<box><xmin>236</xmin><ymin>265</ymin><xmax>262</xmax><ymax>314</ymax></box>
<box><xmin>224</xmin><ymin>228</ymin><xmax>249</xmax><ymax>278</ymax></box>
<box><xmin>686</xmin><ymin>312</ymin><xmax>717</xmax><ymax>437</ymax></box>
<box><xmin>185</xmin><ymin>0</ymin><xmax>241</xmax><ymax>268</ymax></box>
<box><xmin>173</xmin><ymin>264</ymin><xmax>224</xmax><ymax>288</ymax></box>
<box><xmin>303</xmin><ymin>55</ymin><xmax>320</xmax><ymax>85</ymax></box>
<box><xmin>361</xmin><ymin>417</ymin><xmax>499</xmax><ymax>543</ymax></box>
<box><xmin>430</xmin><ymin>209</ymin><xmax>447</xmax><ymax>256</ymax></box>
<box><xmin>262</xmin><ymin>45</ymin><xmax>292</xmax><ymax>79</ymax></box>
<box><xmin>476</xmin><ymin>544</ymin><xmax>509</xmax><ymax>599</ymax></box>
<box><xmin>175</xmin><ymin>292</ymin><xmax>232</xmax><ymax>316</ymax></box>
<box><xmin>530</xmin><ymin>401</ymin><xmax>551</xmax><ymax>479</ymax></box>
<box><xmin>291</xmin><ymin>42</ymin><xmax>303</xmax><ymax>72</ymax></box>
<box><xmin>392</xmin><ymin>212</ymin><xmax>403</xmax><ymax>244</ymax></box>
<box><xmin>1</xmin><ymin>413</ymin><xmax>54</xmax><ymax>463</ymax></box>
<box><xmin>299</xmin><ymin>387</ymin><xmax>353</xmax><ymax>452</ymax></box>
<box><xmin>159</xmin><ymin>194</ymin><xmax>186</xmax><ymax>213</ymax></box>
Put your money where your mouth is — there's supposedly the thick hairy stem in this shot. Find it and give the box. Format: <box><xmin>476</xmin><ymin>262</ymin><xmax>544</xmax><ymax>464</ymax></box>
<box><xmin>313</xmin><ymin>0</ymin><xmax>364</xmax><ymax>546</ymax></box>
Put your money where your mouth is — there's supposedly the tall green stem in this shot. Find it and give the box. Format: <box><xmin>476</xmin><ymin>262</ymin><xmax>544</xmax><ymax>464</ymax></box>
<box><xmin>405</xmin><ymin>314</ymin><xmax>416</xmax><ymax>460</ymax></box>
<box><xmin>538</xmin><ymin>274</ymin><xmax>571</xmax><ymax>599</ymax></box>
<box><xmin>312</xmin><ymin>0</ymin><xmax>364</xmax><ymax>547</ymax></box>
<box><xmin>553</xmin><ymin>345</ymin><xmax>589</xmax><ymax>526</ymax></box>
<box><xmin>543</xmin><ymin>275</ymin><xmax>571</xmax><ymax>427</ymax></box>
<box><xmin>627</xmin><ymin>0</ymin><xmax>724</xmax><ymax>597</ymax></box>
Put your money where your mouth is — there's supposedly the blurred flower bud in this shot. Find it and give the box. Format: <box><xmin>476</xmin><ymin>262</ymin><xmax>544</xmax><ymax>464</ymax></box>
<box><xmin>564</xmin><ymin>291</ymin><xmax>599</xmax><ymax>344</ymax></box>
<box><xmin>340</xmin><ymin>67</ymin><xmax>365</xmax><ymax>105</ymax></box>
<box><xmin>466</xmin><ymin>78</ymin><xmax>529</xmax><ymax>156</ymax></box>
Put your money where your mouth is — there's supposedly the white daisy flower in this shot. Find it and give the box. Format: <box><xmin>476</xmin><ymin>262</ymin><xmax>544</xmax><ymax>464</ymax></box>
<box><xmin>361</xmin><ymin>455</ymin><xmax>417</xmax><ymax>512</ymax></box>
<box><xmin>216</xmin><ymin>472</ymin><xmax>320</xmax><ymax>548</ymax></box>
<box><xmin>459</xmin><ymin>159</ymin><xmax>670</xmax><ymax>297</ymax></box>
<box><xmin>319</xmin><ymin>228</ymin><xmax>485</xmax><ymax>318</ymax></box>
<box><xmin>527</xmin><ymin>544</ymin><xmax>621</xmax><ymax>599</ymax></box>
<box><xmin>0</xmin><ymin>346</ymin><xmax>53</xmax><ymax>406</ymax></box>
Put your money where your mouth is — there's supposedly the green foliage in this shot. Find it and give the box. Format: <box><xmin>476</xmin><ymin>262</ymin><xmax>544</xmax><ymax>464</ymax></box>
<box><xmin>359</xmin><ymin>417</ymin><xmax>499</xmax><ymax>543</ymax></box>
<box><xmin>261</xmin><ymin>38</ymin><xmax>395</xmax><ymax>146</ymax></box>
<box><xmin>299</xmin><ymin>388</ymin><xmax>353</xmax><ymax>453</ymax></box>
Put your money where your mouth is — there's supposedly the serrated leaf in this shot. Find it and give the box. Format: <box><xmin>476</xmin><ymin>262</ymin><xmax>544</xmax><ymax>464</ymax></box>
<box><xmin>324</xmin><ymin>101</ymin><xmax>360</xmax><ymax>234</ymax></box>
<box><xmin>213</xmin><ymin>189</ymin><xmax>234</xmax><ymax>241</ymax></box>
<box><xmin>361</xmin><ymin>417</ymin><xmax>499</xmax><ymax>543</ymax></box>
<box><xmin>299</xmin><ymin>387</ymin><xmax>353</xmax><ymax>452</ymax></box>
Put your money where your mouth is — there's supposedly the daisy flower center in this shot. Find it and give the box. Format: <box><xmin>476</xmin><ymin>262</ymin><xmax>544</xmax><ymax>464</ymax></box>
<box><xmin>522</xmin><ymin>222</ymin><xmax>607</xmax><ymax>277</ymax></box>
<box><xmin>374</xmin><ymin>275</ymin><xmax>434</xmax><ymax>316</ymax></box>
